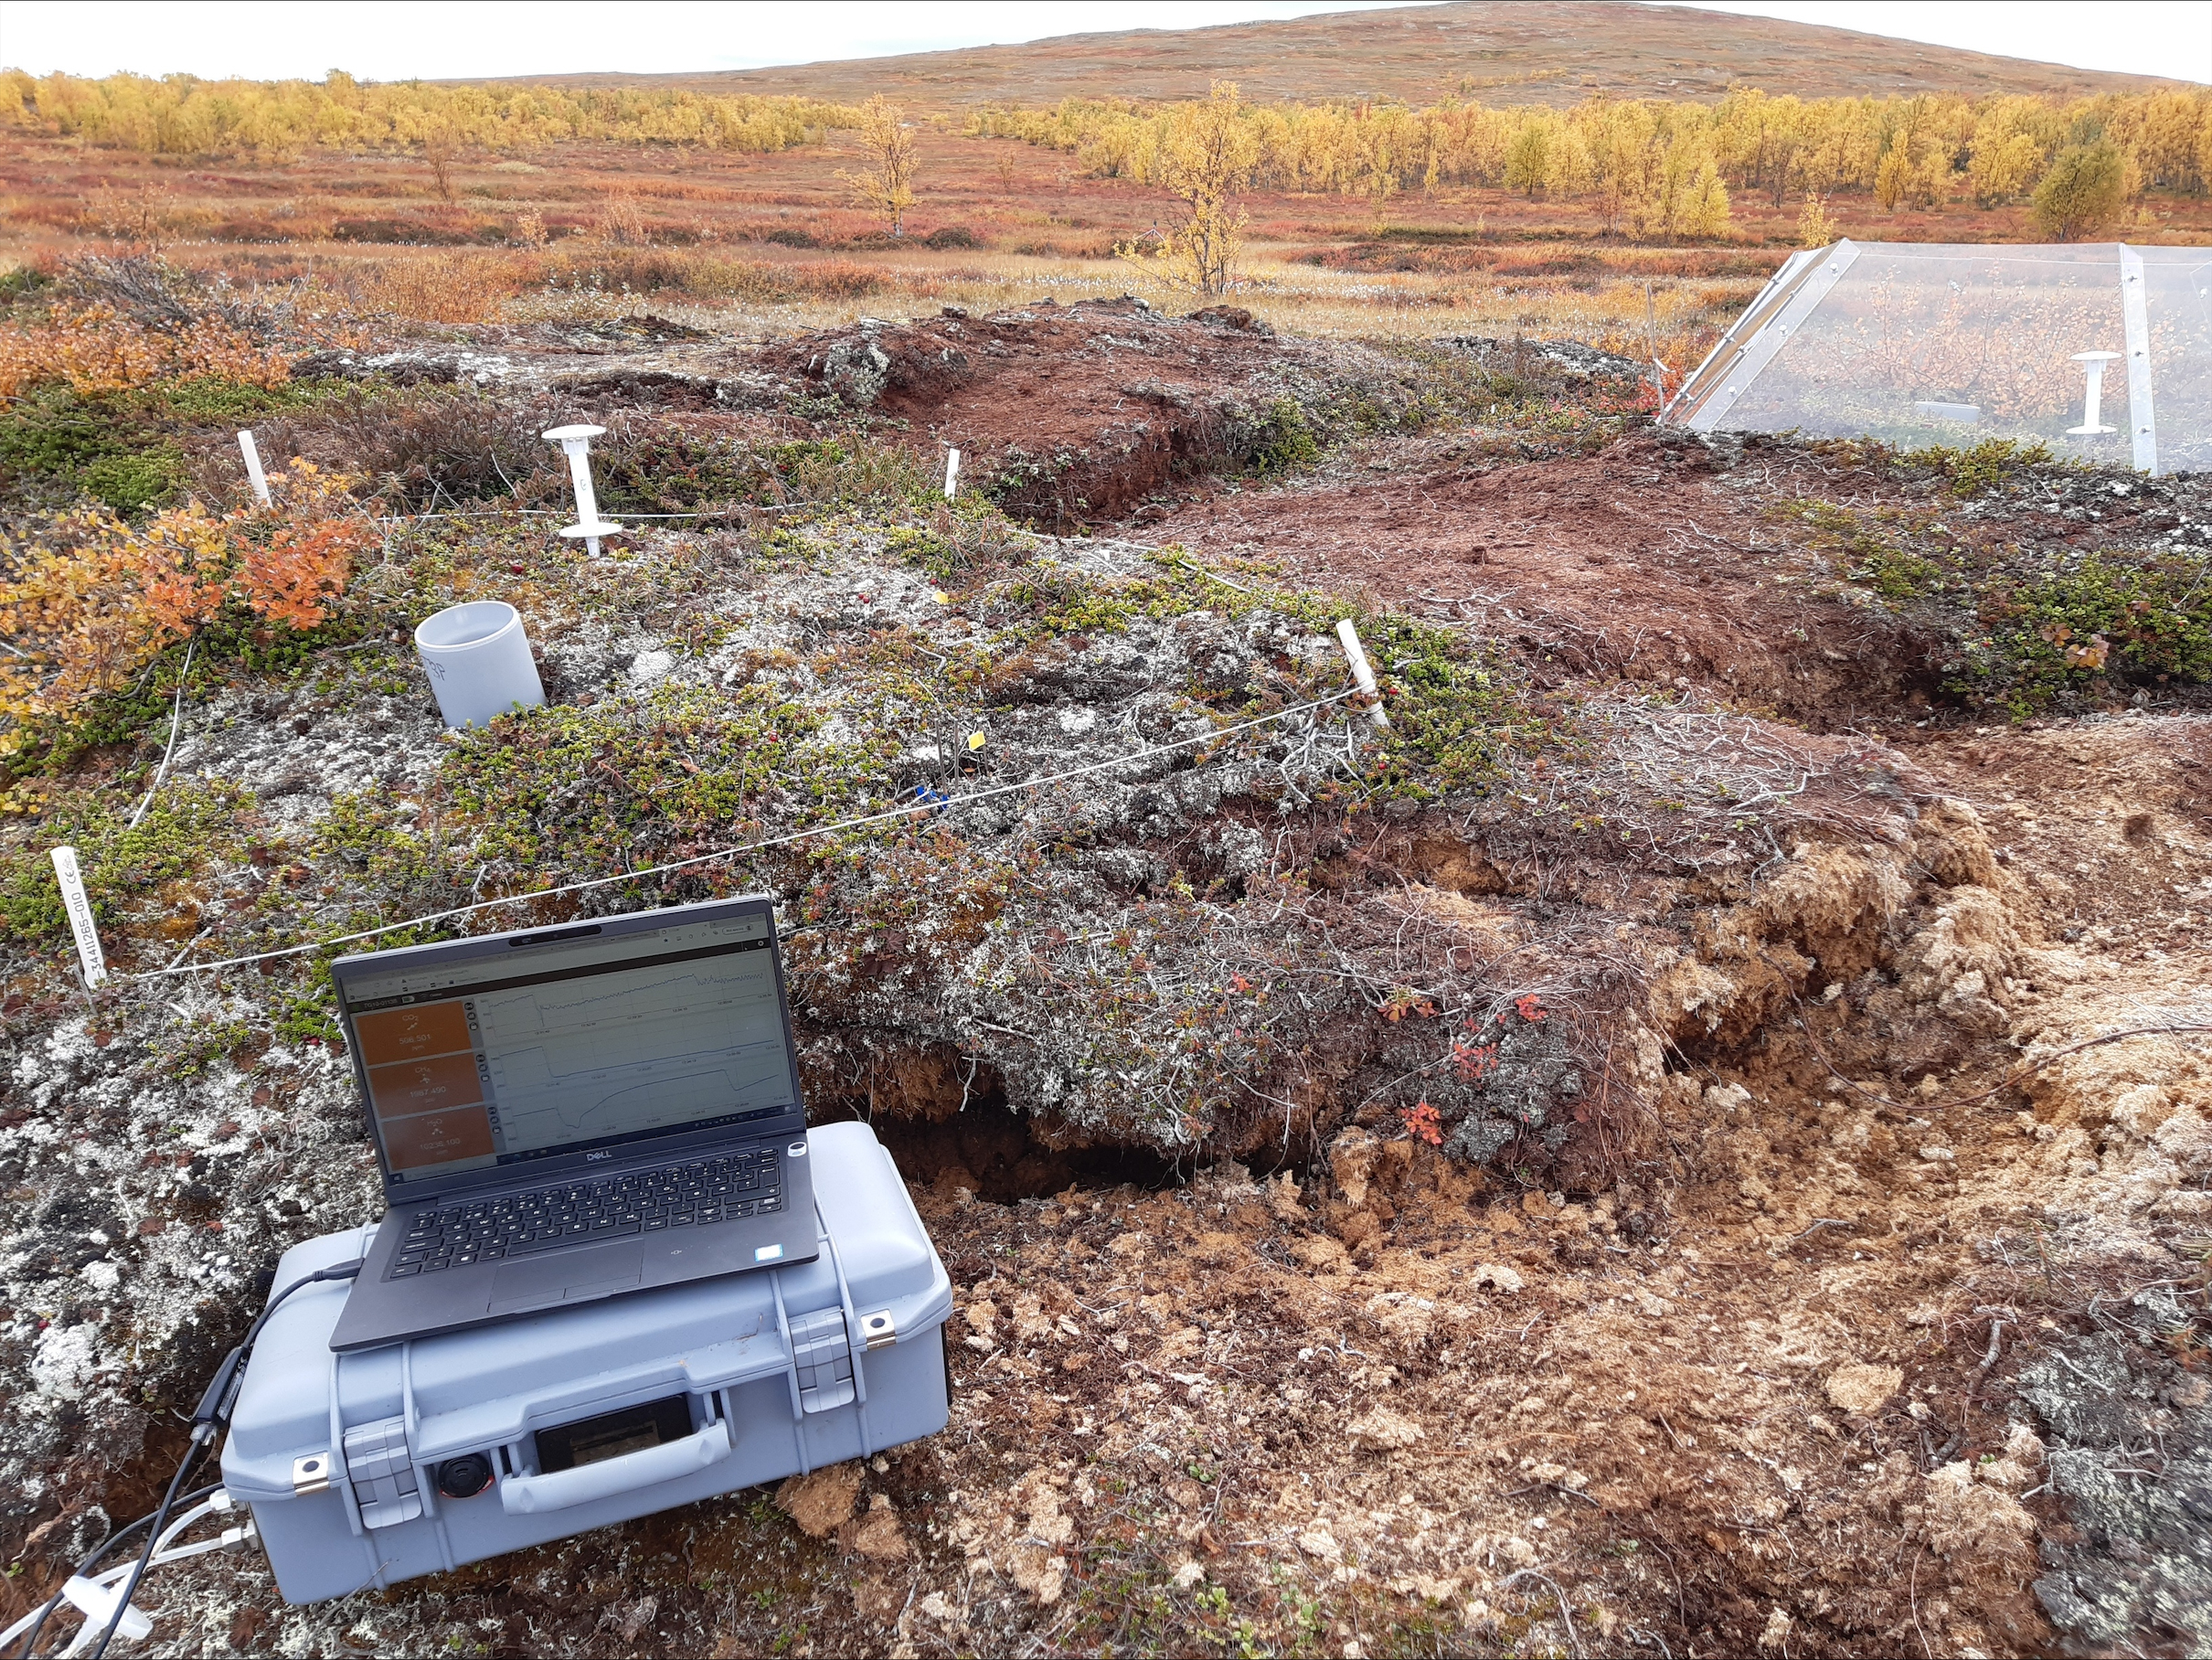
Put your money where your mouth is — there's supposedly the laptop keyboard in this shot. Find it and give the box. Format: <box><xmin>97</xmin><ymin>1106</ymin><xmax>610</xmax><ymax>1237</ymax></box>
<box><xmin>392</xmin><ymin>1150</ymin><xmax>783</xmax><ymax>1277</ymax></box>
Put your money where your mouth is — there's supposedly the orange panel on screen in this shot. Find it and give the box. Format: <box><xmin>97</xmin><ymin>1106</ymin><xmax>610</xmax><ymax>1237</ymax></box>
<box><xmin>367</xmin><ymin>1051</ymin><xmax>484</xmax><ymax>1120</ymax></box>
<box><xmin>355</xmin><ymin>1001</ymin><xmax>473</xmax><ymax>1068</ymax></box>
<box><xmin>381</xmin><ymin>1106</ymin><xmax>496</xmax><ymax>1170</ymax></box>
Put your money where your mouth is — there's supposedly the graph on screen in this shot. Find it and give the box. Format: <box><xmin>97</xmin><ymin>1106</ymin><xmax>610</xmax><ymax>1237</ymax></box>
<box><xmin>472</xmin><ymin>952</ymin><xmax>796</xmax><ymax>1151</ymax></box>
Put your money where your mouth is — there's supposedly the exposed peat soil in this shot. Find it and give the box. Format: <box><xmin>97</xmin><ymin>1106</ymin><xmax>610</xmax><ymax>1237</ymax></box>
<box><xmin>1</xmin><ymin>294</ymin><xmax>2207</xmax><ymax>1659</ymax></box>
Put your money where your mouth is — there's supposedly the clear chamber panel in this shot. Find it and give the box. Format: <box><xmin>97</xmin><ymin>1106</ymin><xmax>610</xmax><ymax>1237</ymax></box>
<box><xmin>2138</xmin><ymin>246</ymin><xmax>2212</xmax><ymax>474</ymax></box>
<box><xmin>1682</xmin><ymin>242</ymin><xmax>2165</xmax><ymax>474</ymax></box>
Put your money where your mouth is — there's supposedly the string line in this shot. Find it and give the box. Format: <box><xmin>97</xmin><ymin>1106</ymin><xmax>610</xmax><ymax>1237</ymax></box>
<box><xmin>121</xmin><ymin>689</ymin><xmax>1364</xmax><ymax>984</ymax></box>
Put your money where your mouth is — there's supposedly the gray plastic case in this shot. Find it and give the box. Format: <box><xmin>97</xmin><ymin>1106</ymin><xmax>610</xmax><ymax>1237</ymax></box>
<box><xmin>219</xmin><ymin>1123</ymin><xmax>949</xmax><ymax>1604</ymax></box>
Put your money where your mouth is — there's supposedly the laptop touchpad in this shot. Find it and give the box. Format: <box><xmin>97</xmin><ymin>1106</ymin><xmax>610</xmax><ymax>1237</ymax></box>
<box><xmin>489</xmin><ymin>1243</ymin><xmax>644</xmax><ymax>1313</ymax></box>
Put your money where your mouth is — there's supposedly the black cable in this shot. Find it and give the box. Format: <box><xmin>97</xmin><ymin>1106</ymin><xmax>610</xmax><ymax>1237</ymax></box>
<box><xmin>7</xmin><ymin>1484</ymin><xmax>220</xmax><ymax>1660</ymax></box>
<box><xmin>78</xmin><ymin>1258</ymin><xmax>364</xmax><ymax>1660</ymax></box>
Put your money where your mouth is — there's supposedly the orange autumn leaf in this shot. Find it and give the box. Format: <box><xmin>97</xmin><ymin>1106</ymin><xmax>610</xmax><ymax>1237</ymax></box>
<box><xmin>0</xmin><ymin>461</ymin><xmax>372</xmax><ymax>751</ymax></box>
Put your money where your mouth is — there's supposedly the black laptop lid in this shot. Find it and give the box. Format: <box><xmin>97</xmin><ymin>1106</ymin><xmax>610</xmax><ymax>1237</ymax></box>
<box><xmin>330</xmin><ymin>897</ymin><xmax>807</xmax><ymax>1200</ymax></box>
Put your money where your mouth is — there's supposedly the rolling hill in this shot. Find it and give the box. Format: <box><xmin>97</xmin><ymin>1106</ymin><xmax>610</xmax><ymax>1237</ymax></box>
<box><xmin>492</xmin><ymin>0</ymin><xmax>2185</xmax><ymax>111</ymax></box>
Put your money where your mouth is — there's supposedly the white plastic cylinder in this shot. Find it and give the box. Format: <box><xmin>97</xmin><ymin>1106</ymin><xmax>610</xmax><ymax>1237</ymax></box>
<box><xmin>414</xmin><ymin>601</ymin><xmax>546</xmax><ymax>730</ymax></box>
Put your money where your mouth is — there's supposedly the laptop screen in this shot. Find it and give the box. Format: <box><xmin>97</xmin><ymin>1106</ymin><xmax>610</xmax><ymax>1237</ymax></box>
<box><xmin>335</xmin><ymin>909</ymin><xmax>803</xmax><ymax>1186</ymax></box>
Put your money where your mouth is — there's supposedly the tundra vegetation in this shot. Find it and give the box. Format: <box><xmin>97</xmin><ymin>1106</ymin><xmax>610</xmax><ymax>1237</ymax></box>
<box><xmin>0</xmin><ymin>46</ymin><xmax>2207</xmax><ymax>1660</ymax></box>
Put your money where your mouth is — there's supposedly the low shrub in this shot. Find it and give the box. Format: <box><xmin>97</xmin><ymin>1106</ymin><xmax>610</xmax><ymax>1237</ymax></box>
<box><xmin>0</xmin><ymin>300</ymin><xmax>291</xmax><ymax>397</ymax></box>
<box><xmin>593</xmin><ymin>420</ymin><xmax>777</xmax><ymax>513</ymax></box>
<box><xmin>0</xmin><ymin>462</ymin><xmax>372</xmax><ymax>753</ymax></box>
<box><xmin>792</xmin><ymin>260</ymin><xmax>885</xmax><ymax>299</ymax></box>
<box><xmin>1949</xmin><ymin>551</ymin><xmax>2212</xmax><ymax>715</ymax></box>
<box><xmin>363</xmin><ymin>252</ymin><xmax>527</xmax><ymax>323</ymax></box>
<box><xmin>251</xmin><ymin>386</ymin><xmax>567</xmax><ymax>512</ymax></box>
<box><xmin>0</xmin><ymin>775</ymin><xmax>247</xmax><ymax>943</ymax></box>
<box><xmin>1779</xmin><ymin>495</ymin><xmax>2212</xmax><ymax>713</ymax></box>
<box><xmin>1237</xmin><ymin>397</ymin><xmax>1321</xmax><ymax>474</ymax></box>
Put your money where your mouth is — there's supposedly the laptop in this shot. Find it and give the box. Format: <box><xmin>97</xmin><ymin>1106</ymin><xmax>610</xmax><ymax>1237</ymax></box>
<box><xmin>325</xmin><ymin>895</ymin><xmax>817</xmax><ymax>1353</ymax></box>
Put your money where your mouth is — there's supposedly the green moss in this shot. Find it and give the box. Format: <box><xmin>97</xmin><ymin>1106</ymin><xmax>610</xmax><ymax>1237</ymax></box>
<box><xmin>314</xmin><ymin>793</ymin><xmax>461</xmax><ymax>899</ymax></box>
<box><xmin>1949</xmin><ymin>550</ymin><xmax>2212</xmax><ymax>716</ymax></box>
<box><xmin>1242</xmin><ymin>397</ymin><xmax>1321</xmax><ymax>474</ymax></box>
<box><xmin>160</xmin><ymin>1011</ymin><xmax>258</xmax><ymax>1078</ymax></box>
<box><xmin>880</xmin><ymin>525</ymin><xmax>958</xmax><ymax>581</ymax></box>
<box><xmin>0</xmin><ymin>385</ymin><xmax>185</xmax><ymax>512</ymax></box>
<box><xmin>130</xmin><ymin>377</ymin><xmax>349</xmax><ymax>424</ymax></box>
<box><xmin>273</xmin><ymin>979</ymin><xmax>343</xmax><ymax>1047</ymax></box>
<box><xmin>1914</xmin><ymin>437</ymin><xmax>2054</xmax><ymax>498</ymax></box>
<box><xmin>441</xmin><ymin>685</ymin><xmax>898</xmax><ymax>873</ymax></box>
<box><xmin>0</xmin><ymin>777</ymin><xmax>246</xmax><ymax>945</ymax></box>
<box><xmin>1776</xmin><ymin>498</ymin><xmax>1941</xmax><ymax>601</ymax></box>
<box><xmin>0</xmin><ymin>380</ymin><xmax>353</xmax><ymax>516</ymax></box>
<box><xmin>0</xmin><ymin>386</ymin><xmax>128</xmax><ymax>481</ymax></box>
<box><xmin>1811</xmin><ymin>434</ymin><xmax>2059</xmax><ymax>500</ymax></box>
<box><xmin>79</xmin><ymin>447</ymin><xmax>186</xmax><ymax>514</ymax></box>
<box><xmin>0</xmin><ymin>265</ymin><xmax>52</xmax><ymax>303</ymax></box>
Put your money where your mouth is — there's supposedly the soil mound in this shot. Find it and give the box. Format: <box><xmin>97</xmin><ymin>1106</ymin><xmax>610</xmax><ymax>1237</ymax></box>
<box><xmin>762</xmin><ymin>297</ymin><xmax>1357</xmax><ymax>523</ymax></box>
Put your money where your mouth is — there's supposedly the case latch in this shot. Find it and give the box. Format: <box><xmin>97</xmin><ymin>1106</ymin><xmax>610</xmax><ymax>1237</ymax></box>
<box><xmin>342</xmin><ymin>1415</ymin><xmax>423</xmax><ymax>1530</ymax></box>
<box><xmin>789</xmin><ymin>1307</ymin><xmax>856</xmax><ymax>1413</ymax></box>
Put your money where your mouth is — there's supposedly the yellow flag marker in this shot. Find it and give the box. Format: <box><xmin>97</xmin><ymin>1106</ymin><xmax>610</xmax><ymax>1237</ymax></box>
<box><xmin>967</xmin><ymin>731</ymin><xmax>987</xmax><ymax>750</ymax></box>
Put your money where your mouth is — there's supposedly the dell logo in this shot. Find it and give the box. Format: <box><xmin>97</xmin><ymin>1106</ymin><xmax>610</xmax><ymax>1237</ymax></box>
<box><xmin>585</xmin><ymin>1150</ymin><xmax>613</xmax><ymax>1162</ymax></box>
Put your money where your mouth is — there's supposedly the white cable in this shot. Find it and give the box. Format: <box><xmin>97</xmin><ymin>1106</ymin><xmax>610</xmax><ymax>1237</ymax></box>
<box><xmin>0</xmin><ymin>1497</ymin><xmax>245</xmax><ymax>1656</ymax></box>
<box><xmin>125</xmin><ymin>634</ymin><xmax>196</xmax><ymax>832</ymax></box>
<box><xmin>123</xmin><ymin>689</ymin><xmax>1361</xmax><ymax>984</ymax></box>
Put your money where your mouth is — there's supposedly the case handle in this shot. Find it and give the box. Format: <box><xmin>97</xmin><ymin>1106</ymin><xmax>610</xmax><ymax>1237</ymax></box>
<box><xmin>499</xmin><ymin>1417</ymin><xmax>731</xmax><ymax>1516</ymax></box>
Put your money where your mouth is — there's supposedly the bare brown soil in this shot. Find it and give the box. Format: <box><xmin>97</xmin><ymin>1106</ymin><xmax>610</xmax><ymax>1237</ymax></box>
<box><xmin>760</xmin><ymin>297</ymin><xmax>1305</xmax><ymax>519</ymax></box>
<box><xmin>1155</xmin><ymin>428</ymin><xmax>1953</xmax><ymax>726</ymax></box>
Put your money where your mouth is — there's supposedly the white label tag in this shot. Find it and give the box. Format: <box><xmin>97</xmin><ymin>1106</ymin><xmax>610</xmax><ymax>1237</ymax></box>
<box><xmin>49</xmin><ymin>846</ymin><xmax>107</xmax><ymax>987</ymax></box>
<box><xmin>238</xmin><ymin>429</ymin><xmax>271</xmax><ymax>505</ymax></box>
<box><xmin>754</xmin><ymin>1243</ymin><xmax>784</xmax><ymax>1262</ymax></box>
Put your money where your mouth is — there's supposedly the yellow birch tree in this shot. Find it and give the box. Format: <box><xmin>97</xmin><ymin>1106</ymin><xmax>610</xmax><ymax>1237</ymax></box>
<box><xmin>836</xmin><ymin>94</ymin><xmax>920</xmax><ymax>236</ymax></box>
<box><xmin>1114</xmin><ymin>80</ymin><xmax>1257</xmax><ymax>296</ymax></box>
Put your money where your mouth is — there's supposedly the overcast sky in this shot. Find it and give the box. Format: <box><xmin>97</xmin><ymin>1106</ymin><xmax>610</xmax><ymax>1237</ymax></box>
<box><xmin>1</xmin><ymin>1</ymin><xmax>2205</xmax><ymax>86</ymax></box>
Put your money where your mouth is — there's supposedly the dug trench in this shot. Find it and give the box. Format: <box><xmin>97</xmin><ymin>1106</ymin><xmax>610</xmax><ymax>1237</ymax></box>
<box><xmin>2</xmin><ymin>288</ymin><xmax>2208</xmax><ymax>1656</ymax></box>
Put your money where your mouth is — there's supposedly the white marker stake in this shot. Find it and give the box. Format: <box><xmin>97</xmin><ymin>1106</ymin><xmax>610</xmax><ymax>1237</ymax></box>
<box><xmin>1335</xmin><ymin>619</ymin><xmax>1388</xmax><ymax>729</ymax></box>
<box><xmin>541</xmin><ymin>424</ymin><xmax>623</xmax><ymax>558</ymax></box>
<box><xmin>49</xmin><ymin>846</ymin><xmax>107</xmax><ymax>987</ymax></box>
<box><xmin>238</xmin><ymin>429</ymin><xmax>271</xmax><ymax>505</ymax></box>
<box><xmin>944</xmin><ymin>447</ymin><xmax>961</xmax><ymax>499</ymax></box>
